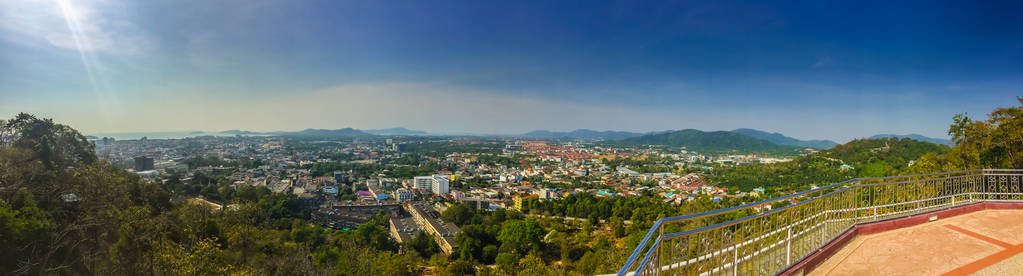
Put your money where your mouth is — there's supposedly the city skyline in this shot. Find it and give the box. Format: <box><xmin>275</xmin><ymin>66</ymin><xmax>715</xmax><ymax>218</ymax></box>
<box><xmin>3</xmin><ymin>0</ymin><xmax>1022</xmax><ymax>142</ymax></box>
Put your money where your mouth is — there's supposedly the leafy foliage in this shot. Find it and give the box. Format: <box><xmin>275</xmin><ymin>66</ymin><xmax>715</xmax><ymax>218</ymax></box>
<box><xmin>946</xmin><ymin>98</ymin><xmax>1023</xmax><ymax>169</ymax></box>
<box><xmin>498</xmin><ymin>220</ymin><xmax>545</xmax><ymax>256</ymax></box>
<box><xmin>1</xmin><ymin>113</ymin><xmax>97</xmax><ymax>168</ymax></box>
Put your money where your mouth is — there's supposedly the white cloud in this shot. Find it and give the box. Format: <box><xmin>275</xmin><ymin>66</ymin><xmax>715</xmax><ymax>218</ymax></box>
<box><xmin>0</xmin><ymin>0</ymin><xmax>150</xmax><ymax>55</ymax></box>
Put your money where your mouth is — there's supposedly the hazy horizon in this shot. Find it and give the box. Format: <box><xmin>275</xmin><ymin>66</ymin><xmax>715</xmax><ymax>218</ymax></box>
<box><xmin>81</xmin><ymin>126</ymin><xmax>949</xmax><ymax>145</ymax></box>
<box><xmin>3</xmin><ymin>1</ymin><xmax>1021</xmax><ymax>142</ymax></box>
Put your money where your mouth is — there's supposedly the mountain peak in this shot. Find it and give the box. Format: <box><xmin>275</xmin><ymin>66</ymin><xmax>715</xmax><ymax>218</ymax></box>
<box><xmin>731</xmin><ymin>128</ymin><xmax>837</xmax><ymax>149</ymax></box>
<box><xmin>617</xmin><ymin>129</ymin><xmax>804</xmax><ymax>154</ymax></box>
<box><xmin>363</xmin><ymin>128</ymin><xmax>429</xmax><ymax>135</ymax></box>
<box><xmin>521</xmin><ymin>129</ymin><xmax>644</xmax><ymax>140</ymax></box>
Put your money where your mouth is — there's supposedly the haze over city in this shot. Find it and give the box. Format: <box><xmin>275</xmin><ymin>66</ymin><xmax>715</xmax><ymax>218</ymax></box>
<box><xmin>2</xmin><ymin>0</ymin><xmax>1021</xmax><ymax>142</ymax></box>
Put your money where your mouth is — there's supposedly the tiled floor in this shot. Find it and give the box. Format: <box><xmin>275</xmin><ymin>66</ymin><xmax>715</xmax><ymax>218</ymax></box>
<box><xmin>810</xmin><ymin>210</ymin><xmax>1023</xmax><ymax>276</ymax></box>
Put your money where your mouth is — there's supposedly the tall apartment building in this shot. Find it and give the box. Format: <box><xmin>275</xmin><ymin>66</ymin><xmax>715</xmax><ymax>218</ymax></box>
<box><xmin>134</xmin><ymin>156</ymin><xmax>154</xmax><ymax>171</ymax></box>
<box><xmin>414</xmin><ymin>176</ymin><xmax>434</xmax><ymax>192</ymax></box>
<box><xmin>432</xmin><ymin>175</ymin><xmax>449</xmax><ymax>195</ymax></box>
<box><xmin>413</xmin><ymin>174</ymin><xmax>449</xmax><ymax>195</ymax></box>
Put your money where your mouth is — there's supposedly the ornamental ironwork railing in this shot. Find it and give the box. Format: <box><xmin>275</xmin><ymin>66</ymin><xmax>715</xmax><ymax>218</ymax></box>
<box><xmin>618</xmin><ymin>169</ymin><xmax>1023</xmax><ymax>276</ymax></box>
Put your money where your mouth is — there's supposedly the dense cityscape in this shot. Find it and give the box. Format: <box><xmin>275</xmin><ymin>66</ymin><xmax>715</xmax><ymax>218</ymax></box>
<box><xmin>9</xmin><ymin>114</ymin><xmax>944</xmax><ymax>275</ymax></box>
<box><xmin>95</xmin><ymin>133</ymin><xmax>792</xmax><ymax>257</ymax></box>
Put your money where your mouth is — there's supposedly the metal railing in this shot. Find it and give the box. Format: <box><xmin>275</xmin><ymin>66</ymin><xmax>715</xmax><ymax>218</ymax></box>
<box><xmin>618</xmin><ymin>169</ymin><xmax>1023</xmax><ymax>276</ymax></box>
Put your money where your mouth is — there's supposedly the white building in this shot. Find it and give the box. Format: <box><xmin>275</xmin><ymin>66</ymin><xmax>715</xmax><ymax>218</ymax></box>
<box><xmin>414</xmin><ymin>174</ymin><xmax>449</xmax><ymax>195</ymax></box>
<box><xmin>414</xmin><ymin>176</ymin><xmax>434</xmax><ymax>192</ymax></box>
<box><xmin>432</xmin><ymin>175</ymin><xmax>450</xmax><ymax>195</ymax></box>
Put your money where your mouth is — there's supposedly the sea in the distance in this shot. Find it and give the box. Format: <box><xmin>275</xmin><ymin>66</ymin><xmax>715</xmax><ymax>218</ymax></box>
<box><xmin>87</xmin><ymin>131</ymin><xmax>266</xmax><ymax>140</ymax></box>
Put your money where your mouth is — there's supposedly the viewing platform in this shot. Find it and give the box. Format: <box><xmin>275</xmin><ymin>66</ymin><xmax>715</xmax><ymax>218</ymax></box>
<box><xmin>619</xmin><ymin>169</ymin><xmax>1023</xmax><ymax>276</ymax></box>
<box><xmin>810</xmin><ymin>206</ymin><xmax>1023</xmax><ymax>275</ymax></box>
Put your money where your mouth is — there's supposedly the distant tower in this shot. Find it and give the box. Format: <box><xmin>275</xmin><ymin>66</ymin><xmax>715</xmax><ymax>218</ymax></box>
<box><xmin>137</xmin><ymin>136</ymin><xmax>148</xmax><ymax>157</ymax></box>
<box><xmin>333</xmin><ymin>171</ymin><xmax>345</xmax><ymax>184</ymax></box>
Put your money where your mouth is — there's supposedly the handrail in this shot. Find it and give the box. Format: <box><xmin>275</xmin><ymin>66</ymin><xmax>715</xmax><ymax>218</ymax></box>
<box><xmin>617</xmin><ymin>179</ymin><xmax>853</xmax><ymax>275</ymax></box>
<box><xmin>618</xmin><ymin>169</ymin><xmax>1023</xmax><ymax>276</ymax></box>
<box><xmin>620</xmin><ymin>219</ymin><xmax>663</xmax><ymax>276</ymax></box>
<box><xmin>662</xmin><ymin>185</ymin><xmax>856</xmax><ymax>240</ymax></box>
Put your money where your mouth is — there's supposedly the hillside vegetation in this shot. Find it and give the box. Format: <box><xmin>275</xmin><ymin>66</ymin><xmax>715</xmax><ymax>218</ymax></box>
<box><xmin>707</xmin><ymin>137</ymin><xmax>946</xmax><ymax>194</ymax></box>
<box><xmin>709</xmin><ymin>98</ymin><xmax>1023</xmax><ymax>196</ymax></box>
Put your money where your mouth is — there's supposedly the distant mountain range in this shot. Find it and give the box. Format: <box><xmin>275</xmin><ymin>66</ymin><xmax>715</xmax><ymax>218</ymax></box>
<box><xmin>363</xmin><ymin>128</ymin><xmax>430</xmax><ymax>136</ymax></box>
<box><xmin>217</xmin><ymin>127</ymin><xmax>429</xmax><ymax>137</ymax></box>
<box><xmin>615</xmin><ymin>129</ymin><xmax>804</xmax><ymax>154</ymax></box>
<box><xmin>520</xmin><ymin>129</ymin><xmax>647</xmax><ymax>140</ymax></box>
<box><xmin>111</xmin><ymin>127</ymin><xmax>953</xmax><ymax>152</ymax></box>
<box><xmin>869</xmin><ymin>134</ymin><xmax>952</xmax><ymax>146</ymax></box>
<box><xmin>281</xmin><ymin>128</ymin><xmax>370</xmax><ymax>137</ymax></box>
<box><xmin>518</xmin><ymin>129</ymin><xmax>840</xmax><ymax>150</ymax></box>
<box><xmin>732</xmin><ymin>128</ymin><xmax>838</xmax><ymax>149</ymax></box>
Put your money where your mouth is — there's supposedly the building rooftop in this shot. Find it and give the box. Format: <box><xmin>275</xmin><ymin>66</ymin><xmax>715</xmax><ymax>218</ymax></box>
<box><xmin>408</xmin><ymin>203</ymin><xmax>460</xmax><ymax>245</ymax></box>
<box><xmin>389</xmin><ymin>217</ymin><xmax>421</xmax><ymax>242</ymax></box>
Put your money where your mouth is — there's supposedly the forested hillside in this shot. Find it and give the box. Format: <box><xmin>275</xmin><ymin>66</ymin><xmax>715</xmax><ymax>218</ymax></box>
<box><xmin>706</xmin><ymin>138</ymin><xmax>945</xmax><ymax>194</ymax></box>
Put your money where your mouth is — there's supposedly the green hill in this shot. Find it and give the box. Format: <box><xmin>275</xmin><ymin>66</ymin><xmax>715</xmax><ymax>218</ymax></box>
<box><xmin>615</xmin><ymin>129</ymin><xmax>804</xmax><ymax>154</ymax></box>
<box><xmin>732</xmin><ymin>128</ymin><xmax>838</xmax><ymax>149</ymax></box>
<box><xmin>821</xmin><ymin>137</ymin><xmax>949</xmax><ymax>176</ymax></box>
<box><xmin>708</xmin><ymin>137</ymin><xmax>950</xmax><ymax>193</ymax></box>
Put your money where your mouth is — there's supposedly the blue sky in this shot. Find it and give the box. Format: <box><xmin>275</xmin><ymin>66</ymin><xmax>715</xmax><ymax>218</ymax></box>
<box><xmin>1</xmin><ymin>0</ymin><xmax>1020</xmax><ymax>142</ymax></box>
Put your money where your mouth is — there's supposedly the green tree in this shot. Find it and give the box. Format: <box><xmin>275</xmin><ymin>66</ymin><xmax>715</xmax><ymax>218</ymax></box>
<box><xmin>407</xmin><ymin>231</ymin><xmax>440</xmax><ymax>258</ymax></box>
<box><xmin>516</xmin><ymin>253</ymin><xmax>552</xmax><ymax>276</ymax></box>
<box><xmin>442</xmin><ymin>203</ymin><xmax>474</xmax><ymax>226</ymax></box>
<box><xmin>0</xmin><ymin>189</ymin><xmax>55</xmax><ymax>274</ymax></box>
<box><xmin>949</xmin><ymin>98</ymin><xmax>1023</xmax><ymax>169</ymax></box>
<box><xmin>498</xmin><ymin>220</ymin><xmax>545</xmax><ymax>256</ymax></box>
<box><xmin>608</xmin><ymin>216</ymin><xmax>626</xmax><ymax>238</ymax></box>
<box><xmin>445</xmin><ymin>259</ymin><xmax>476</xmax><ymax>275</ymax></box>
<box><xmin>1</xmin><ymin>113</ymin><xmax>97</xmax><ymax>169</ymax></box>
<box><xmin>495</xmin><ymin>252</ymin><xmax>520</xmax><ymax>274</ymax></box>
